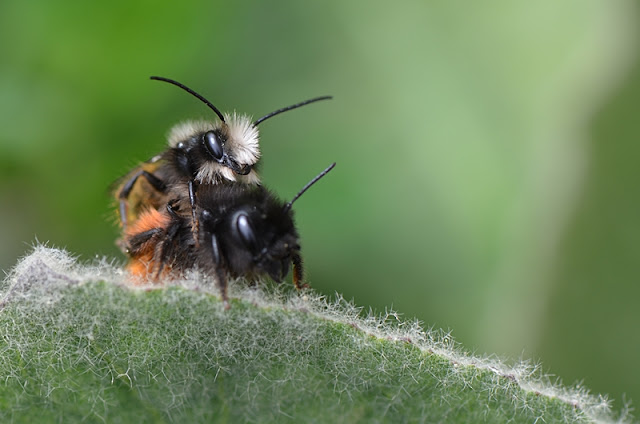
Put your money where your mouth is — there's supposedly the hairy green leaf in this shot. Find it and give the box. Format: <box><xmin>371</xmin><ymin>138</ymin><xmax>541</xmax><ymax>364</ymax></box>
<box><xmin>0</xmin><ymin>247</ymin><xmax>630</xmax><ymax>423</ymax></box>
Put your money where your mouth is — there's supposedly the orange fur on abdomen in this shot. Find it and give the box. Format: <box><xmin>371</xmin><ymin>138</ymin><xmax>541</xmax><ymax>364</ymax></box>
<box><xmin>125</xmin><ymin>208</ymin><xmax>170</xmax><ymax>281</ymax></box>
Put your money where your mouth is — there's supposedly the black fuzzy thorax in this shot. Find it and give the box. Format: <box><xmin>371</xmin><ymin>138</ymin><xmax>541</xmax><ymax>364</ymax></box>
<box><xmin>155</xmin><ymin>183</ymin><xmax>300</xmax><ymax>284</ymax></box>
<box><xmin>194</xmin><ymin>183</ymin><xmax>299</xmax><ymax>282</ymax></box>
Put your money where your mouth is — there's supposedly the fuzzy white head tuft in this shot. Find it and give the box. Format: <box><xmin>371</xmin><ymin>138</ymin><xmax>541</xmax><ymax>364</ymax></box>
<box><xmin>167</xmin><ymin>121</ymin><xmax>214</xmax><ymax>148</ymax></box>
<box><xmin>195</xmin><ymin>113</ymin><xmax>260</xmax><ymax>184</ymax></box>
<box><xmin>196</xmin><ymin>164</ymin><xmax>260</xmax><ymax>185</ymax></box>
<box><xmin>223</xmin><ymin>112</ymin><xmax>260</xmax><ymax>165</ymax></box>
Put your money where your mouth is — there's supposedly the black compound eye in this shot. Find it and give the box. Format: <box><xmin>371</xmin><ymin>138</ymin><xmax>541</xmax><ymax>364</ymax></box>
<box><xmin>236</xmin><ymin>213</ymin><xmax>258</xmax><ymax>251</ymax></box>
<box><xmin>203</xmin><ymin>131</ymin><xmax>224</xmax><ymax>161</ymax></box>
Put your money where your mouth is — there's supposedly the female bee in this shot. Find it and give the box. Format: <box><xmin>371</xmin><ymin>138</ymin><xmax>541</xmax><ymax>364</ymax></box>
<box><xmin>123</xmin><ymin>163</ymin><xmax>336</xmax><ymax>308</ymax></box>
<box><xmin>114</xmin><ymin>76</ymin><xmax>331</xmax><ymax>243</ymax></box>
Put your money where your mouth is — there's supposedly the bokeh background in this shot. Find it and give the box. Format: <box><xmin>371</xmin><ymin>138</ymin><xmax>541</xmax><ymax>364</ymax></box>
<box><xmin>1</xmin><ymin>0</ymin><xmax>639</xmax><ymax>414</ymax></box>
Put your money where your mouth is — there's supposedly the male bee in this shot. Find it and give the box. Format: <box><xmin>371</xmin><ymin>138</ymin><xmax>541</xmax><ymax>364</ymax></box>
<box><xmin>123</xmin><ymin>163</ymin><xmax>336</xmax><ymax>308</ymax></box>
<box><xmin>114</xmin><ymin>76</ymin><xmax>331</xmax><ymax>244</ymax></box>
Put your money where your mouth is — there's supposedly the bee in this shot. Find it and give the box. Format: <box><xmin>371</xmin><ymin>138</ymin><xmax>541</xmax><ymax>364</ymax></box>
<box><xmin>114</xmin><ymin>76</ymin><xmax>331</xmax><ymax>245</ymax></box>
<box><xmin>123</xmin><ymin>163</ymin><xmax>336</xmax><ymax>308</ymax></box>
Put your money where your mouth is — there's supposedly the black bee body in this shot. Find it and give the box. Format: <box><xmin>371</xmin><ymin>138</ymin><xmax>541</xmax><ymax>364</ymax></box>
<box><xmin>126</xmin><ymin>184</ymin><xmax>301</xmax><ymax>306</ymax></box>
<box><xmin>196</xmin><ymin>184</ymin><xmax>301</xmax><ymax>282</ymax></box>
<box><xmin>124</xmin><ymin>163</ymin><xmax>335</xmax><ymax>307</ymax></box>
<box><xmin>114</xmin><ymin>76</ymin><xmax>331</xmax><ymax>249</ymax></box>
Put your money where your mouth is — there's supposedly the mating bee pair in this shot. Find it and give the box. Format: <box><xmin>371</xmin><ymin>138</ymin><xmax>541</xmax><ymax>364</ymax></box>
<box><xmin>113</xmin><ymin>77</ymin><xmax>334</xmax><ymax>306</ymax></box>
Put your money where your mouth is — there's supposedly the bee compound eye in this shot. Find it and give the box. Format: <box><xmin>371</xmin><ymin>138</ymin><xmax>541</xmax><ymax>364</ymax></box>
<box><xmin>236</xmin><ymin>213</ymin><xmax>258</xmax><ymax>251</ymax></box>
<box><xmin>203</xmin><ymin>131</ymin><xmax>224</xmax><ymax>161</ymax></box>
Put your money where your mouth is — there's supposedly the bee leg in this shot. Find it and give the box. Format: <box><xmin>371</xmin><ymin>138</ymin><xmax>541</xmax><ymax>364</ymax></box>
<box><xmin>210</xmin><ymin>233</ymin><xmax>229</xmax><ymax>309</ymax></box>
<box><xmin>153</xmin><ymin>212</ymin><xmax>181</xmax><ymax>280</ymax></box>
<box><xmin>291</xmin><ymin>254</ymin><xmax>308</xmax><ymax>290</ymax></box>
<box><xmin>166</xmin><ymin>199</ymin><xmax>181</xmax><ymax>217</ymax></box>
<box><xmin>118</xmin><ymin>170</ymin><xmax>167</xmax><ymax>228</ymax></box>
<box><xmin>125</xmin><ymin>227</ymin><xmax>163</xmax><ymax>277</ymax></box>
<box><xmin>188</xmin><ymin>179</ymin><xmax>200</xmax><ymax>248</ymax></box>
<box><xmin>126</xmin><ymin>228</ymin><xmax>163</xmax><ymax>256</ymax></box>
<box><xmin>216</xmin><ymin>267</ymin><xmax>229</xmax><ymax>310</ymax></box>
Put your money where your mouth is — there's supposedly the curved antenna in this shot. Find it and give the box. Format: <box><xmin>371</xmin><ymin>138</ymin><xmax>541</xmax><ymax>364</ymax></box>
<box><xmin>150</xmin><ymin>76</ymin><xmax>226</xmax><ymax>123</ymax></box>
<box><xmin>253</xmin><ymin>96</ymin><xmax>332</xmax><ymax>126</ymax></box>
<box><xmin>284</xmin><ymin>162</ymin><xmax>336</xmax><ymax>213</ymax></box>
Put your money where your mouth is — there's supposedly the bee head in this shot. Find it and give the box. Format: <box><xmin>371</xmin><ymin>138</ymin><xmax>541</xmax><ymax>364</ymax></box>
<box><xmin>152</xmin><ymin>75</ymin><xmax>331</xmax><ymax>185</ymax></box>
<box><xmin>198</xmin><ymin>193</ymin><xmax>299</xmax><ymax>282</ymax></box>
<box><xmin>208</xmin><ymin>112</ymin><xmax>261</xmax><ymax>177</ymax></box>
<box><xmin>200</xmin><ymin>162</ymin><xmax>335</xmax><ymax>283</ymax></box>
<box><xmin>229</xmin><ymin>207</ymin><xmax>300</xmax><ymax>281</ymax></box>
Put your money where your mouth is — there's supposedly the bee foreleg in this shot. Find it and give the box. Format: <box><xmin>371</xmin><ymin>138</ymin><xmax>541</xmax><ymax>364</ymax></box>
<box><xmin>188</xmin><ymin>179</ymin><xmax>200</xmax><ymax>247</ymax></box>
<box><xmin>291</xmin><ymin>253</ymin><xmax>308</xmax><ymax>290</ymax></box>
<box><xmin>210</xmin><ymin>233</ymin><xmax>229</xmax><ymax>309</ymax></box>
<box><xmin>153</xmin><ymin>219</ymin><xmax>181</xmax><ymax>280</ymax></box>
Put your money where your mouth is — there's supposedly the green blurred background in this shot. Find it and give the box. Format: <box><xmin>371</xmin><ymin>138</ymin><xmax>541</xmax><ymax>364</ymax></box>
<box><xmin>1</xmin><ymin>0</ymin><xmax>639</xmax><ymax>414</ymax></box>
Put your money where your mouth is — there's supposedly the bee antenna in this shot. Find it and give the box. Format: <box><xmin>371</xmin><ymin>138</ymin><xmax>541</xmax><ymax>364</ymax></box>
<box><xmin>284</xmin><ymin>162</ymin><xmax>336</xmax><ymax>213</ymax></box>
<box><xmin>253</xmin><ymin>96</ymin><xmax>332</xmax><ymax>126</ymax></box>
<box><xmin>150</xmin><ymin>76</ymin><xmax>226</xmax><ymax>123</ymax></box>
